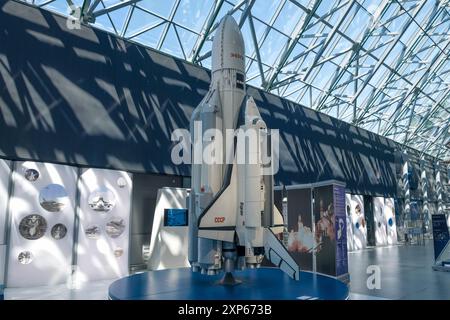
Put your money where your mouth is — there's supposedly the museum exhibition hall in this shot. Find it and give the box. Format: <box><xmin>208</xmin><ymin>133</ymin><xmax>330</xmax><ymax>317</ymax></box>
<box><xmin>0</xmin><ymin>0</ymin><xmax>450</xmax><ymax>302</ymax></box>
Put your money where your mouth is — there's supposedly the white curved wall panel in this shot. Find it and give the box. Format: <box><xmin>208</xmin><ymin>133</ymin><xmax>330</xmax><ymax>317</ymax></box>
<box><xmin>374</xmin><ymin>197</ymin><xmax>388</xmax><ymax>246</ymax></box>
<box><xmin>75</xmin><ymin>168</ymin><xmax>131</xmax><ymax>283</ymax></box>
<box><xmin>0</xmin><ymin>159</ymin><xmax>11</xmax><ymax>286</ymax></box>
<box><xmin>147</xmin><ymin>187</ymin><xmax>189</xmax><ymax>270</ymax></box>
<box><xmin>385</xmin><ymin>197</ymin><xmax>397</xmax><ymax>245</ymax></box>
<box><xmin>345</xmin><ymin>194</ymin><xmax>354</xmax><ymax>252</ymax></box>
<box><xmin>351</xmin><ymin>195</ymin><xmax>367</xmax><ymax>250</ymax></box>
<box><xmin>7</xmin><ymin>161</ymin><xmax>77</xmax><ymax>287</ymax></box>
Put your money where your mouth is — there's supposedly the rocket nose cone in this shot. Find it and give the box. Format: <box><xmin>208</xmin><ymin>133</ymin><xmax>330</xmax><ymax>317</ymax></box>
<box><xmin>212</xmin><ymin>15</ymin><xmax>245</xmax><ymax>73</ymax></box>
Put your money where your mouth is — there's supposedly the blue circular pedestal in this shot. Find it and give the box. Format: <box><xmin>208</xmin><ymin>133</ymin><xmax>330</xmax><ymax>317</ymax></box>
<box><xmin>109</xmin><ymin>268</ymin><xmax>349</xmax><ymax>300</ymax></box>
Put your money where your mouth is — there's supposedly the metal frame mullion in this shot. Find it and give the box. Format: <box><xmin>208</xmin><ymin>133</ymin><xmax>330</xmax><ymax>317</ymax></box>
<box><xmin>156</xmin><ymin>0</ymin><xmax>181</xmax><ymax>51</ymax></box>
<box><xmin>264</xmin><ymin>0</ymin><xmax>322</xmax><ymax>90</ymax></box>
<box><xmin>92</xmin><ymin>0</ymin><xmax>142</xmax><ymax>18</ymax></box>
<box><xmin>189</xmin><ymin>0</ymin><xmax>225</xmax><ymax>62</ymax></box>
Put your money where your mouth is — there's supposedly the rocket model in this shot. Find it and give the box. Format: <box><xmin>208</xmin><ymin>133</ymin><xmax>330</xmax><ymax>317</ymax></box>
<box><xmin>188</xmin><ymin>15</ymin><xmax>299</xmax><ymax>283</ymax></box>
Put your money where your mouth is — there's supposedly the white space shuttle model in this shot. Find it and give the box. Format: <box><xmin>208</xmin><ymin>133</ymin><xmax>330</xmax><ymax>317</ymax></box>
<box><xmin>188</xmin><ymin>15</ymin><xmax>299</xmax><ymax>283</ymax></box>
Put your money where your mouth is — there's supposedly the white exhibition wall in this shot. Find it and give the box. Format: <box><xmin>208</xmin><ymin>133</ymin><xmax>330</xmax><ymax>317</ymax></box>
<box><xmin>147</xmin><ymin>187</ymin><xmax>190</xmax><ymax>271</ymax></box>
<box><xmin>345</xmin><ymin>194</ymin><xmax>354</xmax><ymax>252</ymax></box>
<box><xmin>0</xmin><ymin>159</ymin><xmax>10</xmax><ymax>244</ymax></box>
<box><xmin>347</xmin><ymin>194</ymin><xmax>397</xmax><ymax>250</ymax></box>
<box><xmin>75</xmin><ymin>168</ymin><xmax>132</xmax><ymax>283</ymax></box>
<box><xmin>351</xmin><ymin>195</ymin><xmax>367</xmax><ymax>250</ymax></box>
<box><xmin>374</xmin><ymin>197</ymin><xmax>388</xmax><ymax>246</ymax></box>
<box><xmin>7</xmin><ymin>161</ymin><xmax>77</xmax><ymax>287</ymax></box>
<box><xmin>385</xmin><ymin>198</ymin><xmax>398</xmax><ymax>245</ymax></box>
<box><xmin>0</xmin><ymin>159</ymin><xmax>10</xmax><ymax>286</ymax></box>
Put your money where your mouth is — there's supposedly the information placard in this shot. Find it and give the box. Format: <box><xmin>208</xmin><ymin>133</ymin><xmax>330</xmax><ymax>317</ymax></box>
<box><xmin>432</xmin><ymin>214</ymin><xmax>449</xmax><ymax>261</ymax></box>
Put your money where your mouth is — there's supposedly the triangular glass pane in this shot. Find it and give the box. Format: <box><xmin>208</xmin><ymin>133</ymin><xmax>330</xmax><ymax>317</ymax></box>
<box><xmin>133</xmin><ymin>23</ymin><xmax>165</xmax><ymax>48</ymax></box>
<box><xmin>212</xmin><ymin>1</ymin><xmax>234</xmax><ymax>28</ymax></box>
<box><xmin>93</xmin><ymin>11</ymin><xmax>118</xmax><ymax>34</ymax></box>
<box><xmin>124</xmin><ymin>6</ymin><xmax>163</xmax><ymax>38</ymax></box>
<box><xmin>137</xmin><ymin>0</ymin><xmax>176</xmax><ymax>19</ymax></box>
<box><xmin>251</xmin><ymin>0</ymin><xmax>281</xmax><ymax>23</ymax></box>
<box><xmin>71</xmin><ymin>0</ymin><xmax>84</xmax><ymax>6</ymax></box>
<box><xmin>160</xmin><ymin>25</ymin><xmax>185</xmax><ymax>59</ymax></box>
<box><xmin>175</xmin><ymin>26</ymin><xmax>198</xmax><ymax>58</ymax></box>
<box><xmin>272</xmin><ymin>1</ymin><xmax>303</xmax><ymax>36</ymax></box>
<box><xmin>173</xmin><ymin>0</ymin><xmax>211</xmax><ymax>33</ymax></box>
<box><xmin>106</xmin><ymin>5</ymin><xmax>131</xmax><ymax>35</ymax></box>
<box><xmin>41</xmin><ymin>0</ymin><xmax>69</xmax><ymax>15</ymax></box>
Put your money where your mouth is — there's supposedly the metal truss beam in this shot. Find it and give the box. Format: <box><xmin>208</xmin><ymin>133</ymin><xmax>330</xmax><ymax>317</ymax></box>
<box><xmin>264</xmin><ymin>0</ymin><xmax>322</xmax><ymax>90</ymax></box>
<box><xmin>382</xmin><ymin>39</ymin><xmax>450</xmax><ymax>135</ymax></box>
<box><xmin>347</xmin><ymin>1</ymin><xmax>427</xmax><ymax>108</ymax></box>
<box><xmin>355</xmin><ymin>1</ymin><xmax>444</xmax><ymax>124</ymax></box>
<box><xmin>156</xmin><ymin>0</ymin><xmax>181</xmax><ymax>51</ymax></box>
<box><xmin>405</xmin><ymin>86</ymin><xmax>450</xmax><ymax>143</ymax></box>
<box><xmin>92</xmin><ymin>0</ymin><xmax>142</xmax><ymax>18</ymax></box>
<box><xmin>189</xmin><ymin>0</ymin><xmax>225</xmax><ymax>62</ymax></box>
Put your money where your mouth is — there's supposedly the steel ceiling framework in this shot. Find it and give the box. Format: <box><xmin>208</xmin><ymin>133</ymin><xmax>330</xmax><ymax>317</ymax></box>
<box><xmin>20</xmin><ymin>0</ymin><xmax>450</xmax><ymax>160</ymax></box>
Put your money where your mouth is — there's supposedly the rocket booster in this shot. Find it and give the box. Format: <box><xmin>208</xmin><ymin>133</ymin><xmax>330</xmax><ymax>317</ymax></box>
<box><xmin>188</xmin><ymin>15</ymin><xmax>299</xmax><ymax>281</ymax></box>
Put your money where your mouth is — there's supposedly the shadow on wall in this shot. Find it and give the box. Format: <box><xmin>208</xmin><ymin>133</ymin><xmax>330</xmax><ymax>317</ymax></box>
<box><xmin>250</xmin><ymin>87</ymin><xmax>397</xmax><ymax>196</ymax></box>
<box><xmin>0</xmin><ymin>0</ymin><xmax>397</xmax><ymax>196</ymax></box>
<box><xmin>0</xmin><ymin>0</ymin><xmax>206</xmax><ymax>175</ymax></box>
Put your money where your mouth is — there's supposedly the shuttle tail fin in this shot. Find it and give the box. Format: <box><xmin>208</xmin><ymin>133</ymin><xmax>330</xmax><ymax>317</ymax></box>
<box><xmin>264</xmin><ymin>228</ymin><xmax>300</xmax><ymax>280</ymax></box>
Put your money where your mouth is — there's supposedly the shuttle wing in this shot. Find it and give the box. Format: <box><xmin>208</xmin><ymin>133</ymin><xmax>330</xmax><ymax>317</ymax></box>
<box><xmin>197</xmin><ymin>163</ymin><xmax>238</xmax><ymax>243</ymax></box>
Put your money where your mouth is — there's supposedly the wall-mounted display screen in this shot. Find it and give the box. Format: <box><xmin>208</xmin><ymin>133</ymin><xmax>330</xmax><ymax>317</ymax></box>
<box><xmin>164</xmin><ymin>209</ymin><xmax>188</xmax><ymax>227</ymax></box>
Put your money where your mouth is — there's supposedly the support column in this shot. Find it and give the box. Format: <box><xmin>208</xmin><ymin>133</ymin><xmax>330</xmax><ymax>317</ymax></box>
<box><xmin>436</xmin><ymin>162</ymin><xmax>444</xmax><ymax>220</ymax></box>
<box><xmin>420</xmin><ymin>157</ymin><xmax>430</xmax><ymax>233</ymax></box>
<box><xmin>447</xmin><ymin>164</ymin><xmax>450</xmax><ymax>227</ymax></box>
<box><xmin>402</xmin><ymin>152</ymin><xmax>411</xmax><ymax>242</ymax></box>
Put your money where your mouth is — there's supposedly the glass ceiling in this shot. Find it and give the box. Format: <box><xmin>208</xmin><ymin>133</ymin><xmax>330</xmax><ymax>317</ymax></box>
<box><xmin>20</xmin><ymin>0</ymin><xmax>450</xmax><ymax>160</ymax></box>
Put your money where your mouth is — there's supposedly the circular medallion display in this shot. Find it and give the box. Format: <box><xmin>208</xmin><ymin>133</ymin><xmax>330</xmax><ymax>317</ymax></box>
<box><xmin>51</xmin><ymin>223</ymin><xmax>67</xmax><ymax>240</ymax></box>
<box><xmin>117</xmin><ymin>177</ymin><xmax>127</xmax><ymax>188</ymax></box>
<box><xmin>88</xmin><ymin>187</ymin><xmax>116</xmax><ymax>212</ymax></box>
<box><xmin>106</xmin><ymin>217</ymin><xmax>126</xmax><ymax>238</ymax></box>
<box><xmin>19</xmin><ymin>214</ymin><xmax>47</xmax><ymax>240</ymax></box>
<box><xmin>18</xmin><ymin>251</ymin><xmax>33</xmax><ymax>264</ymax></box>
<box><xmin>388</xmin><ymin>218</ymin><xmax>393</xmax><ymax>227</ymax></box>
<box><xmin>114</xmin><ymin>247</ymin><xmax>124</xmax><ymax>257</ymax></box>
<box><xmin>85</xmin><ymin>225</ymin><xmax>101</xmax><ymax>239</ymax></box>
<box><xmin>24</xmin><ymin>169</ymin><xmax>39</xmax><ymax>182</ymax></box>
<box><xmin>39</xmin><ymin>184</ymin><xmax>69</xmax><ymax>212</ymax></box>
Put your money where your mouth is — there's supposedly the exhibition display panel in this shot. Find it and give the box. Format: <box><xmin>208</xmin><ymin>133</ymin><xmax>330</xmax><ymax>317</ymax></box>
<box><xmin>279</xmin><ymin>181</ymin><xmax>349</xmax><ymax>280</ymax></box>
<box><xmin>0</xmin><ymin>159</ymin><xmax>11</xmax><ymax>289</ymax></box>
<box><xmin>6</xmin><ymin>161</ymin><xmax>77</xmax><ymax>287</ymax></box>
<box><xmin>286</xmin><ymin>187</ymin><xmax>313</xmax><ymax>271</ymax></box>
<box><xmin>313</xmin><ymin>184</ymin><xmax>348</xmax><ymax>279</ymax></box>
<box><xmin>345</xmin><ymin>194</ymin><xmax>355</xmax><ymax>252</ymax></box>
<box><xmin>351</xmin><ymin>195</ymin><xmax>367</xmax><ymax>250</ymax></box>
<box><xmin>374</xmin><ymin>197</ymin><xmax>388</xmax><ymax>246</ymax></box>
<box><xmin>75</xmin><ymin>168</ymin><xmax>132</xmax><ymax>282</ymax></box>
<box><xmin>385</xmin><ymin>198</ymin><xmax>398</xmax><ymax>245</ymax></box>
<box><xmin>147</xmin><ymin>187</ymin><xmax>190</xmax><ymax>270</ymax></box>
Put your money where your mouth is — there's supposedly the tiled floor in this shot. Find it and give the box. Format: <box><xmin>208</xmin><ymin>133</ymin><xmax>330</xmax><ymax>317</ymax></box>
<box><xmin>5</xmin><ymin>280</ymin><xmax>112</xmax><ymax>300</ymax></box>
<box><xmin>4</xmin><ymin>241</ymin><xmax>450</xmax><ymax>300</ymax></box>
<box><xmin>348</xmin><ymin>240</ymin><xmax>450</xmax><ymax>300</ymax></box>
